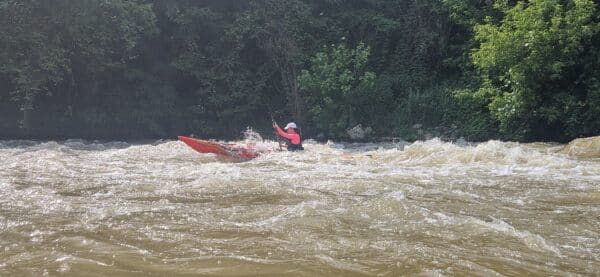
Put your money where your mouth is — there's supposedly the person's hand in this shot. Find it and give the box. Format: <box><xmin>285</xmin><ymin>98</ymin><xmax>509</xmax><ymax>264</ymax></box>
<box><xmin>272</xmin><ymin>122</ymin><xmax>278</xmax><ymax>129</ymax></box>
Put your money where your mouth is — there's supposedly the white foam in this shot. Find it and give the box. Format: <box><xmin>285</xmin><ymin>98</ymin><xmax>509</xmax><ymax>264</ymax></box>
<box><xmin>482</xmin><ymin>217</ymin><xmax>562</xmax><ymax>256</ymax></box>
<box><xmin>0</xmin><ymin>138</ymin><xmax>597</xmax><ymax>274</ymax></box>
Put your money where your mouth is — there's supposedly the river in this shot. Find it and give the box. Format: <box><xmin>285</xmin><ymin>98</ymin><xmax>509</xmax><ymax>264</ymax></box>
<box><xmin>0</xmin><ymin>137</ymin><xmax>598</xmax><ymax>276</ymax></box>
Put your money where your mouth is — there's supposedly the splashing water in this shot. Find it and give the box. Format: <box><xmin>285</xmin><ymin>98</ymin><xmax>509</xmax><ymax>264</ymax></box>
<box><xmin>241</xmin><ymin>127</ymin><xmax>274</xmax><ymax>153</ymax></box>
<box><xmin>0</xmin><ymin>136</ymin><xmax>599</xmax><ymax>275</ymax></box>
<box><xmin>242</xmin><ymin>127</ymin><xmax>264</xmax><ymax>142</ymax></box>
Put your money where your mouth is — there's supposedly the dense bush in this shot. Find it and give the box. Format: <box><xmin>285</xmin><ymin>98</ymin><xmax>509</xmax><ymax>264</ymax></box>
<box><xmin>466</xmin><ymin>0</ymin><xmax>600</xmax><ymax>141</ymax></box>
<box><xmin>0</xmin><ymin>0</ymin><xmax>598</xmax><ymax>141</ymax></box>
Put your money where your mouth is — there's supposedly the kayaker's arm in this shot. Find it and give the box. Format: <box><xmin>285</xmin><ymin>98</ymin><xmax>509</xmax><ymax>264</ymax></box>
<box><xmin>275</xmin><ymin>126</ymin><xmax>295</xmax><ymax>140</ymax></box>
<box><xmin>273</xmin><ymin>122</ymin><xmax>290</xmax><ymax>139</ymax></box>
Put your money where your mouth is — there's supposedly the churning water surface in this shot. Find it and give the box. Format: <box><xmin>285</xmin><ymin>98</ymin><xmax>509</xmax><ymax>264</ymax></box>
<box><xmin>0</xmin><ymin>137</ymin><xmax>598</xmax><ymax>276</ymax></box>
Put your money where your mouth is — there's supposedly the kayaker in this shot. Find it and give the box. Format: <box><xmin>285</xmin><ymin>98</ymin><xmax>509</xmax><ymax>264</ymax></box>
<box><xmin>272</xmin><ymin>122</ymin><xmax>304</xmax><ymax>151</ymax></box>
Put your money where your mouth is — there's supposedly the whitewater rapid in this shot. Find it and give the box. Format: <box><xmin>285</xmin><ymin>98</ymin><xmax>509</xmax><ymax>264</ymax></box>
<box><xmin>0</xmin><ymin>138</ymin><xmax>598</xmax><ymax>275</ymax></box>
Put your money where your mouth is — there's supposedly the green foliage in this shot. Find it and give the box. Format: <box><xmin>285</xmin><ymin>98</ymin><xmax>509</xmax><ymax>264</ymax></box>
<box><xmin>299</xmin><ymin>42</ymin><xmax>388</xmax><ymax>137</ymax></box>
<box><xmin>394</xmin><ymin>86</ymin><xmax>452</xmax><ymax>131</ymax></box>
<box><xmin>0</xmin><ymin>1</ymin><xmax>69</xmax><ymax>128</ymax></box>
<box><xmin>162</xmin><ymin>0</ymin><xmax>318</xmax><ymax>138</ymax></box>
<box><xmin>0</xmin><ymin>0</ymin><xmax>156</xmax><ymax>134</ymax></box>
<box><xmin>468</xmin><ymin>0</ymin><xmax>600</xmax><ymax>140</ymax></box>
<box><xmin>453</xmin><ymin>88</ymin><xmax>499</xmax><ymax>140</ymax></box>
<box><xmin>0</xmin><ymin>0</ymin><xmax>597</xmax><ymax>141</ymax></box>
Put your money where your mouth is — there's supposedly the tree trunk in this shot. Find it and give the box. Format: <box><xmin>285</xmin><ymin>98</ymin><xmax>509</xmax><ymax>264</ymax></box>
<box><xmin>288</xmin><ymin>67</ymin><xmax>306</xmax><ymax>135</ymax></box>
<box><xmin>22</xmin><ymin>107</ymin><xmax>31</xmax><ymax>131</ymax></box>
<box><xmin>21</xmin><ymin>91</ymin><xmax>34</xmax><ymax>132</ymax></box>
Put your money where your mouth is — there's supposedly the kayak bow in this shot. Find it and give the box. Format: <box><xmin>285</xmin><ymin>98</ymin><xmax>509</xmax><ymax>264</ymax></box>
<box><xmin>178</xmin><ymin>136</ymin><xmax>260</xmax><ymax>161</ymax></box>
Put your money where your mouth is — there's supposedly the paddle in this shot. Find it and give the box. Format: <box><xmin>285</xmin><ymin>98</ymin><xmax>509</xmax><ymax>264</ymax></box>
<box><xmin>270</xmin><ymin>114</ymin><xmax>284</xmax><ymax>151</ymax></box>
<box><xmin>272</xmin><ymin>122</ymin><xmax>284</xmax><ymax>151</ymax></box>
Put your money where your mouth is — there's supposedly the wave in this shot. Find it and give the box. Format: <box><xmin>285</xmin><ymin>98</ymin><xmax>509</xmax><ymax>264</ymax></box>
<box><xmin>560</xmin><ymin>136</ymin><xmax>600</xmax><ymax>159</ymax></box>
<box><xmin>1</xmin><ymin>137</ymin><xmax>598</xmax><ymax>177</ymax></box>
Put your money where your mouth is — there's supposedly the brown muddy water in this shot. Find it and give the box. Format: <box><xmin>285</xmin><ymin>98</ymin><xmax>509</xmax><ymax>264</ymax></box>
<box><xmin>0</xmin><ymin>137</ymin><xmax>598</xmax><ymax>276</ymax></box>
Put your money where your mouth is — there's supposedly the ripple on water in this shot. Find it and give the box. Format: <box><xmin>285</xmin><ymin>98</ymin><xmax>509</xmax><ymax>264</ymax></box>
<box><xmin>0</xmin><ymin>138</ymin><xmax>599</xmax><ymax>275</ymax></box>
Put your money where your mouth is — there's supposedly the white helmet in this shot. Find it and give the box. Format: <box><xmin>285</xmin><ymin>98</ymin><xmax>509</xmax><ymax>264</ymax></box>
<box><xmin>284</xmin><ymin>122</ymin><xmax>297</xmax><ymax>130</ymax></box>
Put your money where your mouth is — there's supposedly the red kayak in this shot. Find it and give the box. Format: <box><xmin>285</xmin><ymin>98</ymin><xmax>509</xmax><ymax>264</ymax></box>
<box><xmin>178</xmin><ymin>136</ymin><xmax>261</xmax><ymax>161</ymax></box>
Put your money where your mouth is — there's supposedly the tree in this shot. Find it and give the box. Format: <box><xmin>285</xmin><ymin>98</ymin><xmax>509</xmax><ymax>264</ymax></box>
<box><xmin>469</xmin><ymin>0</ymin><xmax>600</xmax><ymax>140</ymax></box>
<box><xmin>228</xmin><ymin>0</ymin><xmax>317</xmax><ymax>130</ymax></box>
<box><xmin>0</xmin><ymin>0</ymin><xmax>156</xmax><ymax>135</ymax></box>
<box><xmin>0</xmin><ymin>0</ymin><xmax>69</xmax><ymax>130</ymax></box>
<box><xmin>299</xmin><ymin>42</ymin><xmax>388</xmax><ymax>138</ymax></box>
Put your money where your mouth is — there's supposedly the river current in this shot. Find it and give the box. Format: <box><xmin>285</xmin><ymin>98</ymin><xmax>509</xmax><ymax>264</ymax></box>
<box><xmin>0</xmin><ymin>137</ymin><xmax>598</xmax><ymax>276</ymax></box>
